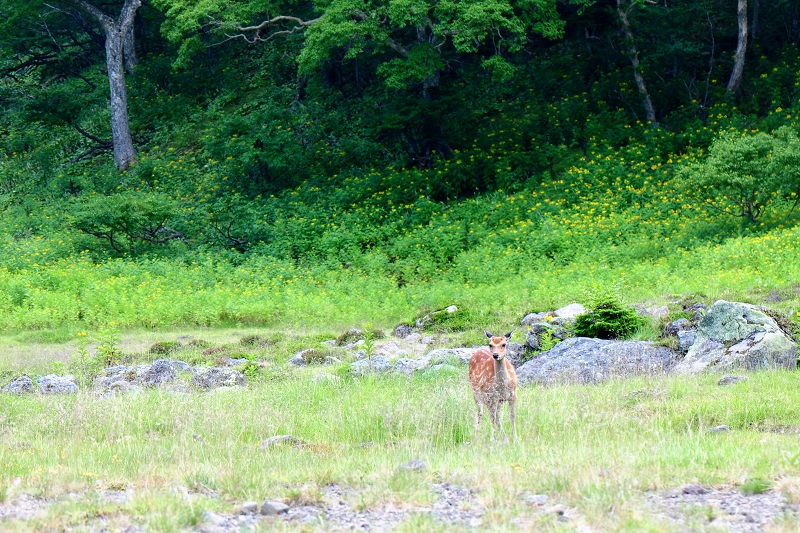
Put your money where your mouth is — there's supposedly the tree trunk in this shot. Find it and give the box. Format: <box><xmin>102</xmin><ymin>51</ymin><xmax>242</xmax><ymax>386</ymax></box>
<box><xmin>727</xmin><ymin>0</ymin><xmax>748</xmax><ymax>93</ymax></box>
<box><xmin>751</xmin><ymin>0</ymin><xmax>759</xmax><ymax>42</ymax></box>
<box><xmin>123</xmin><ymin>25</ymin><xmax>137</xmax><ymax>75</ymax></box>
<box><xmin>617</xmin><ymin>0</ymin><xmax>657</xmax><ymax>125</ymax></box>
<box><xmin>64</xmin><ymin>0</ymin><xmax>140</xmax><ymax>171</ymax></box>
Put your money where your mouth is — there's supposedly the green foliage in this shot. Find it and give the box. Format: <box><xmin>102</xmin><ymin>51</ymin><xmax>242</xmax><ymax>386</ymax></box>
<box><xmin>95</xmin><ymin>322</ymin><xmax>122</xmax><ymax>367</ymax></box>
<box><xmin>682</xmin><ymin>127</ymin><xmax>800</xmax><ymax>222</ymax></box>
<box><xmin>574</xmin><ymin>296</ymin><xmax>646</xmax><ymax>340</ymax></box>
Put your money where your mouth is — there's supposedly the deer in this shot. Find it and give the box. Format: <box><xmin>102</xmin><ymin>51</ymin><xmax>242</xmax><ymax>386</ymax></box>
<box><xmin>469</xmin><ymin>330</ymin><xmax>518</xmax><ymax>442</ymax></box>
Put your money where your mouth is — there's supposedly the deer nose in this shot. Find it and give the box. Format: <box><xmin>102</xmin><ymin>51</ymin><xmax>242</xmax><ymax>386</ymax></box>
<box><xmin>492</xmin><ymin>354</ymin><xmax>500</xmax><ymax>360</ymax></box>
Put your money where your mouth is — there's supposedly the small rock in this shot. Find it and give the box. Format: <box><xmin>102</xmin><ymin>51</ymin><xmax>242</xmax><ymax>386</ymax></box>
<box><xmin>404</xmin><ymin>332</ymin><xmax>422</xmax><ymax>343</ymax></box>
<box><xmin>664</xmin><ymin>318</ymin><xmax>691</xmax><ymax>337</ymax></box>
<box><xmin>547</xmin><ymin>503</ymin><xmax>567</xmax><ymax>515</ymax></box>
<box><xmin>400</xmin><ymin>459</ymin><xmax>426</xmax><ymax>471</ymax></box>
<box><xmin>260</xmin><ymin>435</ymin><xmax>301</xmax><ymax>450</ymax></box>
<box><xmin>708</xmin><ymin>425</ymin><xmax>732</xmax><ymax>433</ymax></box>
<box><xmin>641</xmin><ymin>305</ymin><xmax>669</xmax><ymax>320</ymax></box>
<box><xmin>323</xmin><ymin>356</ymin><xmax>341</xmax><ymax>365</ymax></box>
<box><xmin>320</xmin><ymin>340</ymin><xmax>336</xmax><ymax>347</ymax></box>
<box><xmin>522</xmin><ymin>493</ymin><xmax>549</xmax><ymax>506</ymax></box>
<box><xmin>225</xmin><ymin>358</ymin><xmax>248</xmax><ymax>366</ymax></box>
<box><xmin>239</xmin><ymin>501</ymin><xmax>259</xmax><ymax>515</ymax></box>
<box><xmin>521</xmin><ymin>311</ymin><xmax>552</xmax><ymax>325</ymax></box>
<box><xmin>682</xmin><ymin>483</ymin><xmax>708</xmax><ymax>495</ymax></box>
<box><xmin>677</xmin><ymin>329</ymin><xmax>696</xmax><ymax>353</ymax></box>
<box><xmin>394</xmin><ymin>324</ymin><xmax>414</xmax><ymax>338</ymax></box>
<box><xmin>37</xmin><ymin>375</ymin><xmax>78</xmax><ymax>394</ymax></box>
<box><xmin>394</xmin><ymin>357</ymin><xmax>432</xmax><ymax>375</ymax></box>
<box><xmin>718</xmin><ymin>375</ymin><xmax>749</xmax><ymax>386</ymax></box>
<box><xmin>142</xmin><ymin>359</ymin><xmax>177</xmax><ymax>387</ymax></box>
<box><xmin>288</xmin><ymin>352</ymin><xmax>306</xmax><ymax>366</ymax></box>
<box><xmin>260</xmin><ymin>500</ymin><xmax>289</xmax><ymax>516</ymax></box>
<box><xmin>353</xmin><ymin>349</ymin><xmax>367</xmax><ymax>360</ymax></box>
<box><xmin>553</xmin><ymin>303</ymin><xmax>586</xmax><ymax>319</ymax></box>
<box><xmin>420</xmin><ymin>336</ymin><xmax>434</xmax><ymax>345</ymax></box>
<box><xmin>202</xmin><ymin>511</ymin><xmax>227</xmax><ymax>527</ymax></box>
<box><xmin>191</xmin><ymin>367</ymin><xmax>246</xmax><ymax>389</ymax></box>
<box><xmin>3</xmin><ymin>376</ymin><xmax>34</xmax><ymax>394</ymax></box>
<box><xmin>310</xmin><ymin>372</ymin><xmax>340</xmax><ymax>385</ymax></box>
<box><xmin>170</xmin><ymin>360</ymin><xmax>192</xmax><ymax>373</ymax></box>
<box><xmin>445</xmin><ymin>305</ymin><xmax>458</xmax><ymax>313</ymax></box>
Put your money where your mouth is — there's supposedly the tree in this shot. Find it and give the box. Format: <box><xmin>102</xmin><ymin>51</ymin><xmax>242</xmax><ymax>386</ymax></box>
<box><xmin>61</xmin><ymin>0</ymin><xmax>141</xmax><ymax>170</ymax></box>
<box><xmin>615</xmin><ymin>0</ymin><xmax>656</xmax><ymax>125</ymax></box>
<box><xmin>726</xmin><ymin>0</ymin><xmax>747</xmax><ymax>93</ymax></box>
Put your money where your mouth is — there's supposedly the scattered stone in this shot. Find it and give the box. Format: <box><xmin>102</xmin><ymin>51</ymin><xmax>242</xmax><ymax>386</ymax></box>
<box><xmin>335</xmin><ymin>329</ymin><xmax>363</xmax><ymax>347</ymax></box>
<box><xmin>718</xmin><ymin>375</ymin><xmax>749</xmax><ymax>386</ymax></box>
<box><xmin>516</xmin><ymin>337</ymin><xmax>678</xmax><ymax>386</ymax></box>
<box><xmin>420</xmin><ymin>336</ymin><xmax>434</xmax><ymax>344</ymax></box>
<box><xmin>344</xmin><ymin>339</ymin><xmax>365</xmax><ymax>349</ymax></box>
<box><xmin>708</xmin><ymin>425</ymin><xmax>732</xmax><ymax>433</ymax></box>
<box><xmin>191</xmin><ymin>367</ymin><xmax>245</xmax><ymax>389</ymax></box>
<box><xmin>320</xmin><ymin>339</ymin><xmax>336</xmax><ymax>347</ymax></box>
<box><xmin>353</xmin><ymin>349</ymin><xmax>367</xmax><ymax>360</ymax></box>
<box><xmin>424</xmin><ymin>347</ymin><xmax>476</xmax><ymax>365</ymax></box>
<box><xmin>682</xmin><ymin>483</ymin><xmax>708</xmax><ymax>495</ymax></box>
<box><xmin>400</xmin><ymin>459</ymin><xmax>427</xmax><ymax>471</ymax></box>
<box><xmin>238</xmin><ymin>501</ymin><xmax>259</xmax><ymax>515</ymax></box>
<box><xmin>677</xmin><ymin>329</ymin><xmax>696</xmax><ymax>353</ymax></box>
<box><xmin>142</xmin><ymin>359</ymin><xmax>176</xmax><ymax>387</ymax></box>
<box><xmin>521</xmin><ymin>311</ymin><xmax>553</xmax><ymax>326</ymax></box>
<box><xmin>310</xmin><ymin>372</ymin><xmax>341</xmax><ymax>385</ymax></box>
<box><xmin>37</xmin><ymin>375</ymin><xmax>78</xmax><ymax>394</ymax></box>
<box><xmin>394</xmin><ymin>357</ymin><xmax>432</xmax><ymax>375</ymax></box>
<box><xmin>639</xmin><ymin>306</ymin><xmax>670</xmax><ymax>320</ymax></box>
<box><xmin>289</xmin><ymin>349</ymin><xmax>323</xmax><ymax>366</ymax></box>
<box><xmin>170</xmin><ymin>360</ymin><xmax>191</xmax><ymax>373</ymax></box>
<box><xmin>261</xmin><ymin>500</ymin><xmax>289</xmax><ymax>516</ymax></box>
<box><xmin>553</xmin><ymin>303</ymin><xmax>586</xmax><ymax>319</ymax></box>
<box><xmin>445</xmin><ymin>305</ymin><xmax>458</xmax><ymax>313</ymax></box>
<box><xmin>521</xmin><ymin>493</ymin><xmax>549</xmax><ymax>506</ymax></box>
<box><xmin>2</xmin><ymin>376</ymin><xmax>34</xmax><ymax>394</ymax></box>
<box><xmin>351</xmin><ymin>355</ymin><xmax>392</xmax><ymax>375</ymax></box>
<box><xmin>676</xmin><ymin>300</ymin><xmax>798</xmax><ymax>373</ymax></box>
<box><xmin>225</xmin><ymin>358</ymin><xmax>248</xmax><ymax>366</ymax></box>
<box><xmin>260</xmin><ymin>435</ymin><xmax>301</xmax><ymax>450</ymax></box>
<box><xmin>404</xmin><ymin>332</ymin><xmax>422</xmax><ymax>343</ymax></box>
<box><xmin>323</xmin><ymin>356</ymin><xmax>341</xmax><ymax>365</ymax></box>
<box><xmin>105</xmin><ymin>381</ymin><xmax>143</xmax><ymax>396</ymax></box>
<box><xmin>664</xmin><ymin>318</ymin><xmax>691</xmax><ymax>337</ymax></box>
<box><xmin>394</xmin><ymin>324</ymin><xmax>415</xmax><ymax>338</ymax></box>
<box><xmin>192</xmin><ymin>434</ymin><xmax>204</xmax><ymax>442</ymax></box>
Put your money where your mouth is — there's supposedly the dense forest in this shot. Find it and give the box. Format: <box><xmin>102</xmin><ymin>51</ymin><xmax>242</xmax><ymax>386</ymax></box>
<box><xmin>1</xmin><ymin>0</ymin><xmax>800</xmax><ymax>329</ymax></box>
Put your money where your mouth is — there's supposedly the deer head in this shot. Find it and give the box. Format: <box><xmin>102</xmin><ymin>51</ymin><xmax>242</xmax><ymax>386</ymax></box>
<box><xmin>484</xmin><ymin>330</ymin><xmax>515</xmax><ymax>360</ymax></box>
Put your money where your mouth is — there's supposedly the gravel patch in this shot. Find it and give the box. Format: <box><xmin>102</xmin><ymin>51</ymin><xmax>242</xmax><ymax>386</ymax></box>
<box><xmin>646</xmin><ymin>485</ymin><xmax>800</xmax><ymax>532</ymax></box>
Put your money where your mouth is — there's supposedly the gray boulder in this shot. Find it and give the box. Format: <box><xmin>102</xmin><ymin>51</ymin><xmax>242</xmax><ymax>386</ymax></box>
<box><xmin>38</xmin><ymin>375</ymin><xmax>79</xmax><ymax>394</ymax></box>
<box><xmin>394</xmin><ymin>357</ymin><xmax>432</xmax><ymax>375</ymax></box>
<box><xmin>554</xmin><ymin>303</ymin><xmax>586</xmax><ymax>319</ymax></box>
<box><xmin>516</xmin><ymin>337</ymin><xmax>679</xmax><ymax>386</ymax></box>
<box><xmin>506</xmin><ymin>342</ymin><xmax>525</xmax><ymax>368</ymax></box>
<box><xmin>424</xmin><ymin>347</ymin><xmax>475</xmax><ymax>365</ymax></box>
<box><xmin>3</xmin><ymin>376</ymin><xmax>34</xmax><ymax>394</ymax></box>
<box><xmin>676</xmin><ymin>300</ymin><xmax>797</xmax><ymax>373</ymax></box>
<box><xmin>191</xmin><ymin>367</ymin><xmax>246</xmax><ymax>388</ymax></box>
<box><xmin>677</xmin><ymin>329</ymin><xmax>696</xmax><ymax>353</ymax></box>
<box><xmin>394</xmin><ymin>324</ymin><xmax>415</xmax><ymax>338</ymax></box>
<box><xmin>521</xmin><ymin>311</ymin><xmax>552</xmax><ymax>326</ymax></box>
<box><xmin>142</xmin><ymin>359</ymin><xmax>176</xmax><ymax>387</ymax></box>
<box><xmin>351</xmin><ymin>356</ymin><xmax>392</xmax><ymax>375</ymax></box>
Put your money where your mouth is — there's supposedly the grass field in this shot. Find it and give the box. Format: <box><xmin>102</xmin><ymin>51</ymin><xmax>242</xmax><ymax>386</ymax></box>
<box><xmin>2</xmin><ymin>323</ymin><xmax>800</xmax><ymax>532</ymax></box>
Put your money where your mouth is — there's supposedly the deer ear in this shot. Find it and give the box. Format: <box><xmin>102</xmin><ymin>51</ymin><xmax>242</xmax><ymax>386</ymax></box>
<box><xmin>504</xmin><ymin>330</ymin><xmax>515</xmax><ymax>339</ymax></box>
<box><xmin>484</xmin><ymin>330</ymin><xmax>494</xmax><ymax>339</ymax></box>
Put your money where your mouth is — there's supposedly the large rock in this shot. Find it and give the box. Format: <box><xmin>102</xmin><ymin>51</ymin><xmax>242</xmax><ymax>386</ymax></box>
<box><xmin>142</xmin><ymin>359</ymin><xmax>176</xmax><ymax>387</ymax></box>
<box><xmin>3</xmin><ymin>376</ymin><xmax>34</xmax><ymax>394</ymax></box>
<box><xmin>38</xmin><ymin>375</ymin><xmax>79</xmax><ymax>394</ymax></box>
<box><xmin>676</xmin><ymin>300</ymin><xmax>797</xmax><ymax>373</ymax></box>
<box><xmin>516</xmin><ymin>337</ymin><xmax>679</xmax><ymax>386</ymax></box>
<box><xmin>191</xmin><ymin>367</ymin><xmax>246</xmax><ymax>388</ymax></box>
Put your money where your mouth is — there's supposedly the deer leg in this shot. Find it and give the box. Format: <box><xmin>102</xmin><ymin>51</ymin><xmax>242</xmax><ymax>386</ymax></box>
<box><xmin>497</xmin><ymin>402</ymin><xmax>509</xmax><ymax>443</ymax></box>
<box><xmin>475</xmin><ymin>400</ymin><xmax>483</xmax><ymax>434</ymax></box>
<box><xmin>509</xmin><ymin>399</ymin><xmax>517</xmax><ymax>442</ymax></box>
<box><xmin>489</xmin><ymin>403</ymin><xmax>501</xmax><ymax>441</ymax></box>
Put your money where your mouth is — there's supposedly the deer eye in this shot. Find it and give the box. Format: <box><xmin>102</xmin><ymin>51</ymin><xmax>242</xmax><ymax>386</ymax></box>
<box><xmin>501</xmin><ymin>344</ymin><xmax>506</xmax><ymax>348</ymax></box>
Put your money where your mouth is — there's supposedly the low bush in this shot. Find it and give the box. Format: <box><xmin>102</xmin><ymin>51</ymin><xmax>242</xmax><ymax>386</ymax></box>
<box><xmin>574</xmin><ymin>296</ymin><xmax>647</xmax><ymax>340</ymax></box>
